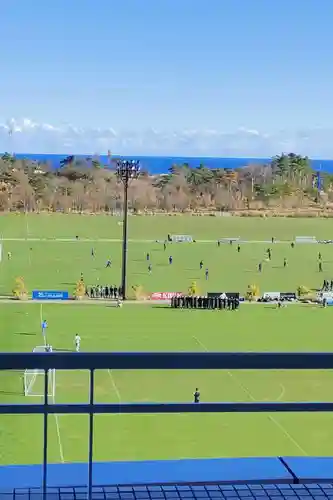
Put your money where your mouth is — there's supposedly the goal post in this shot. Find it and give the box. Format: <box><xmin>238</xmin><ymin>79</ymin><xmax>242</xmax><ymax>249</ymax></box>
<box><xmin>24</xmin><ymin>345</ymin><xmax>56</xmax><ymax>398</ymax></box>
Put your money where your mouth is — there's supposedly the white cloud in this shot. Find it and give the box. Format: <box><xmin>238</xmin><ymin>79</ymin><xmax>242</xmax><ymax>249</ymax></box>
<box><xmin>0</xmin><ymin>118</ymin><xmax>331</xmax><ymax>157</ymax></box>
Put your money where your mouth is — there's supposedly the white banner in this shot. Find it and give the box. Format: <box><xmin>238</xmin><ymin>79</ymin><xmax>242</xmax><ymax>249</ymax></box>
<box><xmin>316</xmin><ymin>291</ymin><xmax>333</xmax><ymax>302</ymax></box>
<box><xmin>263</xmin><ymin>292</ymin><xmax>281</xmax><ymax>300</ymax></box>
<box><xmin>295</xmin><ymin>236</ymin><xmax>317</xmax><ymax>244</ymax></box>
<box><xmin>171</xmin><ymin>235</ymin><xmax>193</xmax><ymax>243</ymax></box>
<box><xmin>151</xmin><ymin>292</ymin><xmax>183</xmax><ymax>300</ymax></box>
<box><xmin>219</xmin><ymin>237</ymin><xmax>240</xmax><ymax>243</ymax></box>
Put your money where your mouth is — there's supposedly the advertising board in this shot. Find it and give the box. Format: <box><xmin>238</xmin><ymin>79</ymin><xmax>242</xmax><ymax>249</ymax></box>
<box><xmin>263</xmin><ymin>292</ymin><xmax>281</xmax><ymax>300</ymax></box>
<box><xmin>150</xmin><ymin>292</ymin><xmax>183</xmax><ymax>301</ymax></box>
<box><xmin>32</xmin><ymin>290</ymin><xmax>69</xmax><ymax>300</ymax></box>
<box><xmin>207</xmin><ymin>292</ymin><xmax>240</xmax><ymax>299</ymax></box>
<box><xmin>280</xmin><ymin>292</ymin><xmax>297</xmax><ymax>301</ymax></box>
<box><xmin>170</xmin><ymin>235</ymin><xmax>193</xmax><ymax>243</ymax></box>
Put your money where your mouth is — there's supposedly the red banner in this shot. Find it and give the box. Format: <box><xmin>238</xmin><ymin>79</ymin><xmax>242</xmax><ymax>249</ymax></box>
<box><xmin>150</xmin><ymin>292</ymin><xmax>183</xmax><ymax>301</ymax></box>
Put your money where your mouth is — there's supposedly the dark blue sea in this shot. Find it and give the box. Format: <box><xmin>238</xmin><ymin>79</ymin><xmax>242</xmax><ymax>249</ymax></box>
<box><xmin>12</xmin><ymin>154</ymin><xmax>333</xmax><ymax>174</ymax></box>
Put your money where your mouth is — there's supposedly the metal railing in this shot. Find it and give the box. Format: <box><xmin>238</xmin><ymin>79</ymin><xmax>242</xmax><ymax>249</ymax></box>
<box><xmin>2</xmin><ymin>352</ymin><xmax>333</xmax><ymax>500</ymax></box>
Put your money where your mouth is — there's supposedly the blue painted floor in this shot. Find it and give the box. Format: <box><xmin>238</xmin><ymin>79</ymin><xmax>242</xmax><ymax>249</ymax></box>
<box><xmin>0</xmin><ymin>458</ymin><xmax>292</xmax><ymax>490</ymax></box>
<box><xmin>1</xmin><ymin>457</ymin><xmax>333</xmax><ymax>497</ymax></box>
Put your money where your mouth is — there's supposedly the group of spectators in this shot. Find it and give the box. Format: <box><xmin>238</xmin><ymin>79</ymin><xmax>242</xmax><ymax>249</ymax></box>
<box><xmin>171</xmin><ymin>295</ymin><xmax>240</xmax><ymax>310</ymax></box>
<box><xmin>321</xmin><ymin>280</ymin><xmax>333</xmax><ymax>292</ymax></box>
<box><xmin>87</xmin><ymin>285</ymin><xmax>123</xmax><ymax>299</ymax></box>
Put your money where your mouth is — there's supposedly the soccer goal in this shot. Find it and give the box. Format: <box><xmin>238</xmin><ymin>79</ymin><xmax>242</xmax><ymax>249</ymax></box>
<box><xmin>24</xmin><ymin>345</ymin><xmax>56</xmax><ymax>398</ymax></box>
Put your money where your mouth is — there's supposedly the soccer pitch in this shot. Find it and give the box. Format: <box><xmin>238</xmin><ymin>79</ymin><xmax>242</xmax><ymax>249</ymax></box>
<box><xmin>1</xmin><ymin>213</ymin><xmax>333</xmax><ymax>465</ymax></box>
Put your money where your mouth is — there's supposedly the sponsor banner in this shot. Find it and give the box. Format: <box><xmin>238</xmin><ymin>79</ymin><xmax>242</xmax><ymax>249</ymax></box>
<box><xmin>218</xmin><ymin>237</ymin><xmax>240</xmax><ymax>243</ymax></box>
<box><xmin>171</xmin><ymin>235</ymin><xmax>193</xmax><ymax>243</ymax></box>
<box><xmin>207</xmin><ymin>292</ymin><xmax>240</xmax><ymax>299</ymax></box>
<box><xmin>295</xmin><ymin>236</ymin><xmax>317</xmax><ymax>244</ymax></box>
<box><xmin>32</xmin><ymin>290</ymin><xmax>69</xmax><ymax>300</ymax></box>
<box><xmin>150</xmin><ymin>292</ymin><xmax>183</xmax><ymax>301</ymax></box>
<box><xmin>263</xmin><ymin>292</ymin><xmax>281</xmax><ymax>300</ymax></box>
<box><xmin>280</xmin><ymin>292</ymin><xmax>297</xmax><ymax>301</ymax></box>
<box><xmin>316</xmin><ymin>291</ymin><xmax>333</xmax><ymax>302</ymax></box>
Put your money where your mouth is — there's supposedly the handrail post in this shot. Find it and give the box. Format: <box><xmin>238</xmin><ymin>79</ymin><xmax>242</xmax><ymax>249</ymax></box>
<box><xmin>42</xmin><ymin>369</ymin><xmax>49</xmax><ymax>500</ymax></box>
<box><xmin>88</xmin><ymin>369</ymin><xmax>95</xmax><ymax>500</ymax></box>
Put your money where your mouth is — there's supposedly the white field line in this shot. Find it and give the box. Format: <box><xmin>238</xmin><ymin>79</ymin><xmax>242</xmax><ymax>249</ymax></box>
<box><xmin>1</xmin><ymin>237</ymin><xmax>300</xmax><ymax>244</ymax></box>
<box><xmin>192</xmin><ymin>336</ymin><xmax>307</xmax><ymax>456</ymax></box>
<box><xmin>51</xmin><ymin>395</ymin><xmax>65</xmax><ymax>463</ymax></box>
<box><xmin>107</xmin><ymin>369</ymin><xmax>122</xmax><ymax>402</ymax></box>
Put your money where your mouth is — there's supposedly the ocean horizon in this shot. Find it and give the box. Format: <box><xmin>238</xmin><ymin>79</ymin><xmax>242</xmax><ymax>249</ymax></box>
<box><xmin>8</xmin><ymin>153</ymin><xmax>333</xmax><ymax>175</ymax></box>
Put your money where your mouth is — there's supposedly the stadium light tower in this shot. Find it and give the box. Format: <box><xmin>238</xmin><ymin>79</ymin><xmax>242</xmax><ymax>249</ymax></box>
<box><xmin>116</xmin><ymin>159</ymin><xmax>140</xmax><ymax>300</ymax></box>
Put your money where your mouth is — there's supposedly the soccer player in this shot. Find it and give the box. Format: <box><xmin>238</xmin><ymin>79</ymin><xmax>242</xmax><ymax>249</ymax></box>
<box><xmin>319</xmin><ymin>261</ymin><xmax>323</xmax><ymax>272</ymax></box>
<box><xmin>106</xmin><ymin>259</ymin><xmax>112</xmax><ymax>268</ymax></box>
<box><xmin>319</xmin><ymin>252</ymin><xmax>322</xmax><ymax>260</ymax></box>
<box><xmin>283</xmin><ymin>258</ymin><xmax>287</xmax><ymax>268</ymax></box>
<box><xmin>163</xmin><ymin>241</ymin><xmax>167</xmax><ymax>251</ymax></box>
<box><xmin>205</xmin><ymin>268</ymin><xmax>209</xmax><ymax>280</ymax></box>
<box><xmin>267</xmin><ymin>248</ymin><xmax>271</xmax><ymax>260</ymax></box>
<box><xmin>258</xmin><ymin>262</ymin><xmax>262</xmax><ymax>272</ymax></box>
<box><xmin>169</xmin><ymin>255</ymin><xmax>173</xmax><ymax>265</ymax></box>
<box><xmin>7</xmin><ymin>251</ymin><xmax>11</xmax><ymax>260</ymax></box>
<box><xmin>199</xmin><ymin>260</ymin><xmax>203</xmax><ymax>270</ymax></box>
<box><xmin>237</xmin><ymin>245</ymin><xmax>240</xmax><ymax>253</ymax></box>
<box><xmin>148</xmin><ymin>263</ymin><xmax>152</xmax><ymax>274</ymax></box>
<box><xmin>75</xmin><ymin>334</ymin><xmax>81</xmax><ymax>352</ymax></box>
<box><xmin>91</xmin><ymin>248</ymin><xmax>95</xmax><ymax>257</ymax></box>
<box><xmin>41</xmin><ymin>319</ymin><xmax>48</xmax><ymax>341</ymax></box>
<box><xmin>194</xmin><ymin>388</ymin><xmax>200</xmax><ymax>403</ymax></box>
<box><xmin>146</xmin><ymin>252</ymin><xmax>150</xmax><ymax>261</ymax></box>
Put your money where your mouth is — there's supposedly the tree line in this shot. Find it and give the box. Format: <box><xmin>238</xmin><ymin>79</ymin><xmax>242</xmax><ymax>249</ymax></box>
<box><xmin>0</xmin><ymin>152</ymin><xmax>332</xmax><ymax>213</ymax></box>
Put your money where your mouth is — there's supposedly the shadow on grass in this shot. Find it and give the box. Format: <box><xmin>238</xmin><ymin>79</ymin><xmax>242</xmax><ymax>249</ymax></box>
<box><xmin>13</xmin><ymin>331</ymin><xmax>36</xmax><ymax>336</ymax></box>
<box><xmin>151</xmin><ymin>305</ymin><xmax>172</xmax><ymax>309</ymax></box>
<box><xmin>0</xmin><ymin>389</ymin><xmax>23</xmax><ymax>396</ymax></box>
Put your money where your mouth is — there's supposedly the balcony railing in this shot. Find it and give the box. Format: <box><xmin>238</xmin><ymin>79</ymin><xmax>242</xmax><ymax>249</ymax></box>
<box><xmin>1</xmin><ymin>352</ymin><xmax>333</xmax><ymax>500</ymax></box>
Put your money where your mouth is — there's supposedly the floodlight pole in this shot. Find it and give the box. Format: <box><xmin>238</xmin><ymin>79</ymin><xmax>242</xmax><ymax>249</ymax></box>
<box><xmin>121</xmin><ymin>175</ymin><xmax>129</xmax><ymax>300</ymax></box>
<box><xmin>116</xmin><ymin>160</ymin><xmax>140</xmax><ymax>300</ymax></box>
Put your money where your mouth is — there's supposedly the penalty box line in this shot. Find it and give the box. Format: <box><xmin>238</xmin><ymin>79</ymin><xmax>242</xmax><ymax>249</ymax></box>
<box><xmin>51</xmin><ymin>393</ymin><xmax>65</xmax><ymax>463</ymax></box>
<box><xmin>192</xmin><ymin>336</ymin><xmax>307</xmax><ymax>456</ymax></box>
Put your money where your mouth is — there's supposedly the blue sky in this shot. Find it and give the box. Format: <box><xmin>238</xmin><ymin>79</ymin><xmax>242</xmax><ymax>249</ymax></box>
<box><xmin>1</xmin><ymin>0</ymin><xmax>333</xmax><ymax>155</ymax></box>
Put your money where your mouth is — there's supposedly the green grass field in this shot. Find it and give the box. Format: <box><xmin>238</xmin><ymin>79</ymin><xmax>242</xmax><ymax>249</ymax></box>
<box><xmin>1</xmin><ymin>213</ymin><xmax>333</xmax><ymax>465</ymax></box>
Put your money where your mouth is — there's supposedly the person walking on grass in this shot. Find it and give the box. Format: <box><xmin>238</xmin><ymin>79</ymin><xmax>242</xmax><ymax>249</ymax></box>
<box><xmin>74</xmin><ymin>333</ymin><xmax>81</xmax><ymax>352</ymax></box>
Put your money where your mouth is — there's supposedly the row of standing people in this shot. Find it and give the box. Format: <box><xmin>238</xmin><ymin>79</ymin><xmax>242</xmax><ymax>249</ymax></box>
<box><xmin>171</xmin><ymin>295</ymin><xmax>240</xmax><ymax>310</ymax></box>
<box><xmin>87</xmin><ymin>285</ymin><xmax>123</xmax><ymax>299</ymax></box>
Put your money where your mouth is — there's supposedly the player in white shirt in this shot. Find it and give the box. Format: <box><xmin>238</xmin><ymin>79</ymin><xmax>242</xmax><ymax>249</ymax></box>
<box><xmin>75</xmin><ymin>334</ymin><xmax>81</xmax><ymax>352</ymax></box>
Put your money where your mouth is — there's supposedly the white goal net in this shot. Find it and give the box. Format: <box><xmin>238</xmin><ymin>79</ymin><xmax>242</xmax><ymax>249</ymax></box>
<box><xmin>24</xmin><ymin>345</ymin><xmax>56</xmax><ymax>398</ymax></box>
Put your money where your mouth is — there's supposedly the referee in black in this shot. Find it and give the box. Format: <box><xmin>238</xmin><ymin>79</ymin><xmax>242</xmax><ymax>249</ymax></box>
<box><xmin>194</xmin><ymin>388</ymin><xmax>200</xmax><ymax>403</ymax></box>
